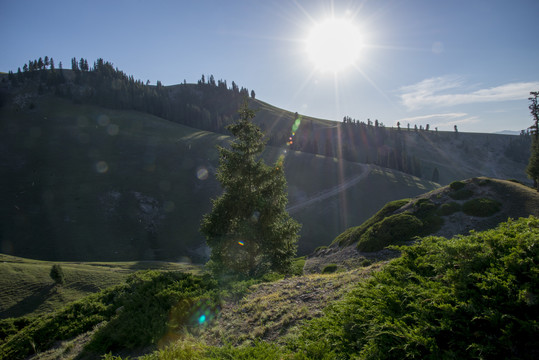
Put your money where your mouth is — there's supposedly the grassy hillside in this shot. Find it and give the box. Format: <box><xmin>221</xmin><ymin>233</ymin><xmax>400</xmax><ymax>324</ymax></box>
<box><xmin>2</xmin><ymin>217</ymin><xmax>536</xmax><ymax>359</ymax></box>
<box><xmin>0</xmin><ymin>254</ymin><xmax>199</xmax><ymax>319</ymax></box>
<box><xmin>0</xmin><ymin>95</ymin><xmax>439</xmax><ymax>261</ymax></box>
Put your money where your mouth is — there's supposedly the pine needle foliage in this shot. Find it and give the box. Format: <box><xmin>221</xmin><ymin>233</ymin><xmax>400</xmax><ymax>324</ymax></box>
<box><xmin>200</xmin><ymin>101</ymin><xmax>300</xmax><ymax>278</ymax></box>
<box><xmin>290</xmin><ymin>216</ymin><xmax>539</xmax><ymax>359</ymax></box>
<box><xmin>527</xmin><ymin>91</ymin><xmax>539</xmax><ymax>190</ymax></box>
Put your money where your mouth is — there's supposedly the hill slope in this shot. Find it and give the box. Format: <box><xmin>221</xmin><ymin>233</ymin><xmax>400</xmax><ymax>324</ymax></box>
<box><xmin>0</xmin><ymin>95</ymin><xmax>439</xmax><ymax>261</ymax></box>
<box><xmin>0</xmin><ymin>254</ymin><xmax>198</xmax><ymax>319</ymax></box>
<box><xmin>306</xmin><ymin>177</ymin><xmax>539</xmax><ymax>273</ymax></box>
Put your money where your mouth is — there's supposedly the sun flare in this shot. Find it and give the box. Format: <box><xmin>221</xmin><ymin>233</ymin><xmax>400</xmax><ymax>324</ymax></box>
<box><xmin>306</xmin><ymin>18</ymin><xmax>363</xmax><ymax>73</ymax></box>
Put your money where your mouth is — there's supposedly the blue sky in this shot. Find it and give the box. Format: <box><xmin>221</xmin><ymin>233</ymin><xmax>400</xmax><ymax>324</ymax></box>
<box><xmin>2</xmin><ymin>0</ymin><xmax>538</xmax><ymax>133</ymax></box>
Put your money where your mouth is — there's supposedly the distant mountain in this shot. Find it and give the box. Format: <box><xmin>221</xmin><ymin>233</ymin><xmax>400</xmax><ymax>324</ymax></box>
<box><xmin>494</xmin><ymin>130</ymin><xmax>521</xmax><ymax>135</ymax></box>
<box><xmin>0</xmin><ymin>62</ymin><xmax>532</xmax><ymax>262</ymax></box>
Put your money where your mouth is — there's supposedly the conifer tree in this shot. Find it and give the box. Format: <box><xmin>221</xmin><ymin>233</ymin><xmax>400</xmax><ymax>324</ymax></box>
<box><xmin>200</xmin><ymin>101</ymin><xmax>300</xmax><ymax>278</ymax></box>
<box><xmin>526</xmin><ymin>91</ymin><xmax>539</xmax><ymax>190</ymax></box>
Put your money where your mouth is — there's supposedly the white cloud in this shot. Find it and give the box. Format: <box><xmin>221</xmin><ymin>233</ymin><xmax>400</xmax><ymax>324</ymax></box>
<box><xmin>399</xmin><ymin>76</ymin><xmax>539</xmax><ymax>110</ymax></box>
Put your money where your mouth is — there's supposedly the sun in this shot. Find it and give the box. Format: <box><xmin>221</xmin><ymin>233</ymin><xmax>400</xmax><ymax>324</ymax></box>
<box><xmin>306</xmin><ymin>18</ymin><xmax>363</xmax><ymax>73</ymax></box>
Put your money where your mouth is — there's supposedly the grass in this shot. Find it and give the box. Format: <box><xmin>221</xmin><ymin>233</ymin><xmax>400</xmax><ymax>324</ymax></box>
<box><xmin>201</xmin><ymin>265</ymin><xmax>382</xmax><ymax>348</ymax></box>
<box><xmin>0</xmin><ymin>254</ymin><xmax>200</xmax><ymax>319</ymax></box>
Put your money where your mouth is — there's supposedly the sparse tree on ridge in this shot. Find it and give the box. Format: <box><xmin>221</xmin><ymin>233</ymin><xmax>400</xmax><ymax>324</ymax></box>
<box><xmin>200</xmin><ymin>101</ymin><xmax>300</xmax><ymax>278</ymax></box>
<box><xmin>251</xmin><ymin>89</ymin><xmax>256</xmax><ymax>99</ymax></box>
<box><xmin>50</xmin><ymin>264</ymin><xmax>65</xmax><ymax>285</ymax></box>
<box><xmin>526</xmin><ymin>91</ymin><xmax>539</xmax><ymax>190</ymax></box>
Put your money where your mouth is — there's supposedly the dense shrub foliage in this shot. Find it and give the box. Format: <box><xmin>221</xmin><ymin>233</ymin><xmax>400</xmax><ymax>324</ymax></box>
<box><xmin>462</xmin><ymin>198</ymin><xmax>501</xmax><ymax>217</ymax></box>
<box><xmin>437</xmin><ymin>201</ymin><xmax>461</xmax><ymax>216</ymax></box>
<box><xmin>322</xmin><ymin>264</ymin><xmax>339</xmax><ymax>274</ymax></box>
<box><xmin>449</xmin><ymin>180</ymin><xmax>466</xmax><ymax>190</ymax></box>
<box><xmin>449</xmin><ymin>188</ymin><xmax>474</xmax><ymax>200</ymax></box>
<box><xmin>86</xmin><ymin>271</ymin><xmax>218</xmax><ymax>353</ymax></box>
<box><xmin>0</xmin><ymin>271</ymin><xmax>218</xmax><ymax>359</ymax></box>
<box><xmin>353</xmin><ymin>199</ymin><xmax>443</xmax><ymax>252</ymax></box>
<box><xmin>290</xmin><ymin>216</ymin><xmax>539</xmax><ymax>359</ymax></box>
<box><xmin>357</xmin><ymin>213</ymin><xmax>423</xmax><ymax>251</ymax></box>
<box><xmin>333</xmin><ymin>199</ymin><xmax>410</xmax><ymax>247</ymax></box>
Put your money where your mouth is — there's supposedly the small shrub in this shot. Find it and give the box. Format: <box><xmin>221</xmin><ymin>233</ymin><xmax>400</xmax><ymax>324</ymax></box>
<box><xmin>322</xmin><ymin>264</ymin><xmax>338</xmax><ymax>274</ymax></box>
<box><xmin>49</xmin><ymin>264</ymin><xmax>65</xmax><ymax>285</ymax></box>
<box><xmin>478</xmin><ymin>178</ymin><xmax>491</xmax><ymax>186</ymax></box>
<box><xmin>359</xmin><ymin>259</ymin><xmax>372</xmax><ymax>267</ymax></box>
<box><xmin>437</xmin><ymin>202</ymin><xmax>461</xmax><ymax>216</ymax></box>
<box><xmin>290</xmin><ymin>257</ymin><xmax>306</xmax><ymax>276</ymax></box>
<box><xmin>357</xmin><ymin>213</ymin><xmax>423</xmax><ymax>252</ymax></box>
<box><xmin>414</xmin><ymin>199</ymin><xmax>438</xmax><ymax>217</ymax></box>
<box><xmin>462</xmin><ymin>198</ymin><xmax>501</xmax><ymax>217</ymax></box>
<box><xmin>449</xmin><ymin>181</ymin><xmax>466</xmax><ymax>190</ymax></box>
<box><xmin>332</xmin><ymin>198</ymin><xmax>410</xmax><ymax>247</ymax></box>
<box><xmin>314</xmin><ymin>246</ymin><xmax>328</xmax><ymax>253</ymax></box>
<box><xmin>449</xmin><ymin>189</ymin><xmax>474</xmax><ymax>200</ymax></box>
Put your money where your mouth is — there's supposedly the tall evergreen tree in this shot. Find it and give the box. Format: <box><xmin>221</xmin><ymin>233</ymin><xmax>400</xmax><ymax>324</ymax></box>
<box><xmin>526</xmin><ymin>91</ymin><xmax>539</xmax><ymax>190</ymax></box>
<box><xmin>200</xmin><ymin>101</ymin><xmax>300</xmax><ymax>278</ymax></box>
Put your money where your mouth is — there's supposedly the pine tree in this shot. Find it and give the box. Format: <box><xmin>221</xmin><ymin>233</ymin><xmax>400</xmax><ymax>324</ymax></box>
<box><xmin>50</xmin><ymin>264</ymin><xmax>65</xmax><ymax>285</ymax></box>
<box><xmin>526</xmin><ymin>91</ymin><xmax>539</xmax><ymax>190</ymax></box>
<box><xmin>200</xmin><ymin>101</ymin><xmax>300</xmax><ymax>278</ymax></box>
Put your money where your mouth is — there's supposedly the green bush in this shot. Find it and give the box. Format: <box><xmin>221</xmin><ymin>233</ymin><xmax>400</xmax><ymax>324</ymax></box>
<box><xmin>290</xmin><ymin>217</ymin><xmax>539</xmax><ymax>359</ymax></box>
<box><xmin>437</xmin><ymin>202</ymin><xmax>461</xmax><ymax>216</ymax></box>
<box><xmin>462</xmin><ymin>198</ymin><xmax>501</xmax><ymax>217</ymax></box>
<box><xmin>290</xmin><ymin>257</ymin><xmax>306</xmax><ymax>276</ymax></box>
<box><xmin>322</xmin><ymin>264</ymin><xmax>339</xmax><ymax>274</ymax></box>
<box><xmin>449</xmin><ymin>188</ymin><xmax>474</xmax><ymax>200</ymax></box>
<box><xmin>86</xmin><ymin>271</ymin><xmax>218</xmax><ymax>353</ymax></box>
<box><xmin>357</xmin><ymin>213</ymin><xmax>423</xmax><ymax>252</ymax></box>
<box><xmin>49</xmin><ymin>264</ymin><xmax>65</xmax><ymax>285</ymax></box>
<box><xmin>359</xmin><ymin>258</ymin><xmax>373</xmax><ymax>267</ymax></box>
<box><xmin>0</xmin><ymin>271</ymin><xmax>219</xmax><ymax>360</ymax></box>
<box><xmin>333</xmin><ymin>199</ymin><xmax>410</xmax><ymax>247</ymax></box>
<box><xmin>449</xmin><ymin>180</ymin><xmax>466</xmax><ymax>190</ymax></box>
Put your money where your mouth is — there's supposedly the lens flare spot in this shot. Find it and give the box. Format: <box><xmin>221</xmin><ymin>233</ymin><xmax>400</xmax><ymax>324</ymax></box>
<box><xmin>292</xmin><ymin>118</ymin><xmax>301</xmax><ymax>133</ymax></box>
<box><xmin>198</xmin><ymin>315</ymin><xmax>206</xmax><ymax>324</ymax></box>
<box><xmin>196</xmin><ymin>167</ymin><xmax>209</xmax><ymax>180</ymax></box>
<box><xmin>107</xmin><ymin>124</ymin><xmax>119</xmax><ymax>136</ymax></box>
<box><xmin>97</xmin><ymin>114</ymin><xmax>110</xmax><ymax>127</ymax></box>
<box><xmin>96</xmin><ymin>161</ymin><xmax>109</xmax><ymax>173</ymax></box>
<box><xmin>238</xmin><ymin>241</ymin><xmax>244</xmax><ymax>246</ymax></box>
